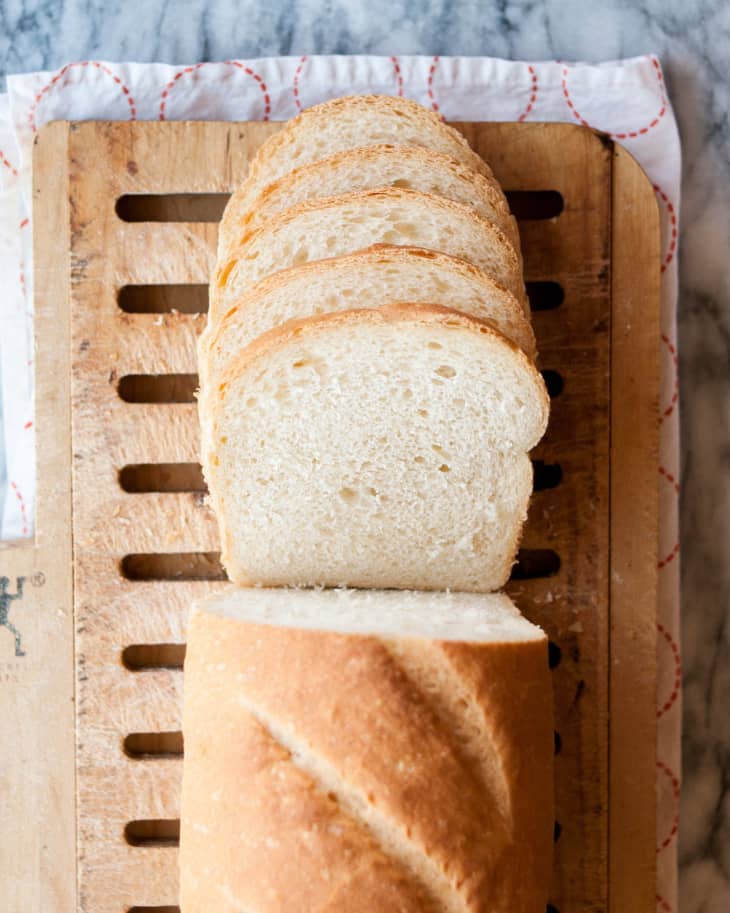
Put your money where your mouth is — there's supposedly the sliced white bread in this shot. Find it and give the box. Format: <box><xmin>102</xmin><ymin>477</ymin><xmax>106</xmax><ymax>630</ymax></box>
<box><xmin>220</xmin><ymin>143</ymin><xmax>519</xmax><ymax>259</ymax></box>
<box><xmin>181</xmin><ymin>587</ymin><xmax>554</xmax><ymax>913</ymax></box>
<box><xmin>201</xmin><ymin>304</ymin><xmax>549</xmax><ymax>591</ymax></box>
<box><xmin>199</xmin><ymin>247</ymin><xmax>536</xmax><ymax>401</ymax></box>
<box><xmin>211</xmin><ymin>188</ymin><xmax>525</xmax><ymax>324</ymax></box>
<box><xmin>218</xmin><ymin>93</ymin><xmax>508</xmax><ymax>258</ymax></box>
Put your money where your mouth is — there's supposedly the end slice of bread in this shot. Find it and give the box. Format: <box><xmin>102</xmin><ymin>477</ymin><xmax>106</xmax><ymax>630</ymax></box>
<box><xmin>201</xmin><ymin>303</ymin><xmax>549</xmax><ymax>591</ymax></box>
<box><xmin>181</xmin><ymin>587</ymin><xmax>554</xmax><ymax>913</ymax></box>
<box><xmin>211</xmin><ymin>188</ymin><xmax>526</xmax><ymax>324</ymax></box>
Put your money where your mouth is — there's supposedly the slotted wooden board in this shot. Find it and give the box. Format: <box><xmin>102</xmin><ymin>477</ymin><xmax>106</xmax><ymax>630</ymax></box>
<box><xmin>31</xmin><ymin>119</ymin><xmax>660</xmax><ymax>913</ymax></box>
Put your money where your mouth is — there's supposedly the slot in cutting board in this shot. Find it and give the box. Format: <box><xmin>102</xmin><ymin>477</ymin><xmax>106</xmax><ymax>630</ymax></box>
<box><xmin>30</xmin><ymin>119</ymin><xmax>660</xmax><ymax>913</ymax></box>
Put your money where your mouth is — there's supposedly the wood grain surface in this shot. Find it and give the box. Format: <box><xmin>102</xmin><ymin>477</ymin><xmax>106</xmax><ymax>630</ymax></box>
<box><xmin>608</xmin><ymin>145</ymin><xmax>661</xmax><ymax>913</ymax></box>
<box><xmin>0</xmin><ymin>118</ymin><xmax>659</xmax><ymax>913</ymax></box>
<box><xmin>0</xmin><ymin>122</ymin><xmax>76</xmax><ymax>913</ymax></box>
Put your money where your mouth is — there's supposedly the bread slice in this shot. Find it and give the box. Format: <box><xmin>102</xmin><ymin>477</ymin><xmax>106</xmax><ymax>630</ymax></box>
<box><xmin>219</xmin><ymin>143</ymin><xmax>519</xmax><ymax>260</ymax></box>
<box><xmin>201</xmin><ymin>304</ymin><xmax>549</xmax><ymax>591</ymax></box>
<box><xmin>180</xmin><ymin>587</ymin><xmax>554</xmax><ymax>913</ymax></box>
<box><xmin>200</xmin><ymin>247</ymin><xmax>536</xmax><ymax>400</ymax></box>
<box><xmin>218</xmin><ymin>93</ymin><xmax>507</xmax><ymax>258</ymax></box>
<box><xmin>211</xmin><ymin>188</ymin><xmax>525</xmax><ymax>324</ymax></box>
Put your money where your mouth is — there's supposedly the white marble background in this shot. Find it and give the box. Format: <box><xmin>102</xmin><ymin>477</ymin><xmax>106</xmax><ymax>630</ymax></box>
<box><xmin>0</xmin><ymin>2</ymin><xmax>727</xmax><ymax>911</ymax></box>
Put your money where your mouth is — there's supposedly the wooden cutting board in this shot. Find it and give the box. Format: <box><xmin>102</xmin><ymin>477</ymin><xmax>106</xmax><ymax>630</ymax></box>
<box><xmin>6</xmin><ymin>118</ymin><xmax>659</xmax><ymax>913</ymax></box>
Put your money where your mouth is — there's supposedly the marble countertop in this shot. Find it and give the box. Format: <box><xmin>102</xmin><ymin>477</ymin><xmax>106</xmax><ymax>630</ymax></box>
<box><xmin>1</xmin><ymin>2</ymin><xmax>728</xmax><ymax>911</ymax></box>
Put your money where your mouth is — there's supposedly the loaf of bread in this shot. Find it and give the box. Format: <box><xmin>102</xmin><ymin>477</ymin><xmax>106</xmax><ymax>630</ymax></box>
<box><xmin>224</xmin><ymin>142</ymin><xmax>520</xmax><ymax>250</ymax></box>
<box><xmin>180</xmin><ymin>587</ymin><xmax>554</xmax><ymax>913</ymax></box>
<box><xmin>217</xmin><ymin>93</ymin><xmax>509</xmax><ymax>260</ymax></box>
<box><xmin>201</xmin><ymin>303</ymin><xmax>548</xmax><ymax>591</ymax></box>
<box><xmin>211</xmin><ymin>188</ymin><xmax>524</xmax><ymax>323</ymax></box>
<box><xmin>186</xmin><ymin>95</ymin><xmax>555</xmax><ymax>912</ymax></box>
<box><xmin>199</xmin><ymin>246</ymin><xmax>535</xmax><ymax>402</ymax></box>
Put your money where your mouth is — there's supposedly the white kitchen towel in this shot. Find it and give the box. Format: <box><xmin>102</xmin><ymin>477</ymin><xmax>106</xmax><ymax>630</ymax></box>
<box><xmin>0</xmin><ymin>54</ymin><xmax>680</xmax><ymax>911</ymax></box>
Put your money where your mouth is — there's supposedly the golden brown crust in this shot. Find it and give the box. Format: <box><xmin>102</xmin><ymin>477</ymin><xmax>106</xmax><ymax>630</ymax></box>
<box><xmin>180</xmin><ymin>606</ymin><xmax>553</xmax><ymax>913</ymax></box>
<box><xmin>438</xmin><ymin>640</ymin><xmax>555</xmax><ymax>911</ymax></box>
<box><xmin>180</xmin><ymin>610</ymin><xmax>443</xmax><ymax>913</ymax></box>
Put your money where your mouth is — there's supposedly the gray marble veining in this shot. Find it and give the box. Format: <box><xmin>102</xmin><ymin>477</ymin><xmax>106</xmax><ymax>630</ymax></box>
<box><xmin>1</xmin><ymin>1</ymin><xmax>729</xmax><ymax>910</ymax></box>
